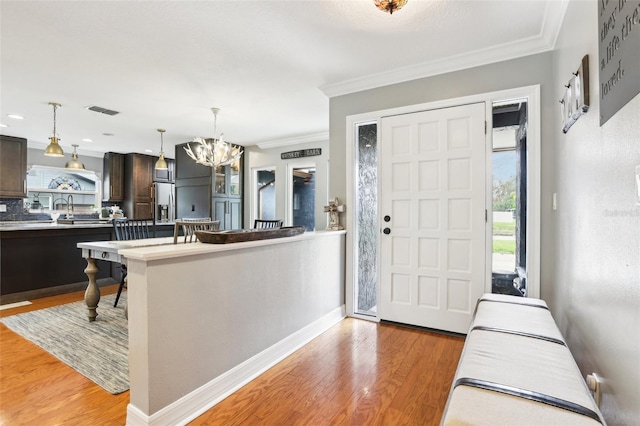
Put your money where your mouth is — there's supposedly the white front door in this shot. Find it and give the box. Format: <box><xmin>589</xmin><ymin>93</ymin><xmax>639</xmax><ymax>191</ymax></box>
<box><xmin>379</xmin><ymin>103</ymin><xmax>487</xmax><ymax>334</ymax></box>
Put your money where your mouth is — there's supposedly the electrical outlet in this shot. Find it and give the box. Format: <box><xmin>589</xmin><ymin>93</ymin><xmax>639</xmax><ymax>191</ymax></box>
<box><xmin>0</xmin><ymin>204</ymin><xmax>7</xmax><ymax>213</ymax></box>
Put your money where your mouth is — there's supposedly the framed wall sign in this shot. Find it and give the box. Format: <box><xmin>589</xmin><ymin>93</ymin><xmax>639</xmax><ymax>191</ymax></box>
<box><xmin>598</xmin><ymin>0</ymin><xmax>640</xmax><ymax>125</ymax></box>
<box><xmin>281</xmin><ymin>148</ymin><xmax>322</xmax><ymax>160</ymax></box>
<box><xmin>561</xmin><ymin>55</ymin><xmax>590</xmax><ymax>133</ymax></box>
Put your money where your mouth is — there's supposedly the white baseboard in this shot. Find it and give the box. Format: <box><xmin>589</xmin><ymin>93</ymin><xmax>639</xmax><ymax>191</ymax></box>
<box><xmin>126</xmin><ymin>305</ymin><xmax>346</xmax><ymax>426</ymax></box>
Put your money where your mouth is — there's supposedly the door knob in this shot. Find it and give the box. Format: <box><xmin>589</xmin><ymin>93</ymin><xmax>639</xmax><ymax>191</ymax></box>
<box><xmin>383</xmin><ymin>227</ymin><xmax>391</xmax><ymax>235</ymax></box>
<box><xmin>384</xmin><ymin>215</ymin><xmax>391</xmax><ymax>222</ymax></box>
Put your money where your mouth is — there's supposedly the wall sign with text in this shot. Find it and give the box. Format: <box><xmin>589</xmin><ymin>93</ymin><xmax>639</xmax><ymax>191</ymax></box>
<box><xmin>281</xmin><ymin>148</ymin><xmax>322</xmax><ymax>160</ymax></box>
<box><xmin>598</xmin><ymin>0</ymin><xmax>640</xmax><ymax>125</ymax></box>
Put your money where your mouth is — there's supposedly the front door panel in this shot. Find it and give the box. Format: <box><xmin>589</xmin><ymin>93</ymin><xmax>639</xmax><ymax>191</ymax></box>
<box><xmin>380</xmin><ymin>103</ymin><xmax>486</xmax><ymax>334</ymax></box>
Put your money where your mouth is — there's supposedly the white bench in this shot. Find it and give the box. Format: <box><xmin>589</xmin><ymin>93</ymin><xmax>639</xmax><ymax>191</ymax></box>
<box><xmin>441</xmin><ymin>293</ymin><xmax>605</xmax><ymax>425</ymax></box>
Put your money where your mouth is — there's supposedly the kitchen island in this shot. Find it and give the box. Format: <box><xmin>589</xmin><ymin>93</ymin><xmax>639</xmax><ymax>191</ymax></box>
<box><xmin>116</xmin><ymin>230</ymin><xmax>346</xmax><ymax>426</ymax></box>
<box><xmin>0</xmin><ymin>220</ymin><xmax>177</xmax><ymax>305</ymax></box>
<box><xmin>0</xmin><ymin>221</ymin><xmax>115</xmax><ymax>304</ymax></box>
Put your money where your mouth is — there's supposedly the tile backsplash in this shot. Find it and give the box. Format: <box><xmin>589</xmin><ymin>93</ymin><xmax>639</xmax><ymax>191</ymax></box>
<box><xmin>0</xmin><ymin>197</ymin><xmax>99</xmax><ymax>222</ymax></box>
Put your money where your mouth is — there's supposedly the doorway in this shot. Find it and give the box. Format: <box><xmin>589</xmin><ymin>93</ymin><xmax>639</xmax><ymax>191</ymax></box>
<box><xmin>491</xmin><ymin>99</ymin><xmax>528</xmax><ymax>296</ymax></box>
<box><xmin>378</xmin><ymin>103</ymin><xmax>487</xmax><ymax>334</ymax></box>
<box><xmin>290</xmin><ymin>166</ymin><xmax>316</xmax><ymax>231</ymax></box>
<box><xmin>345</xmin><ymin>85</ymin><xmax>542</xmax><ymax>326</ymax></box>
<box><xmin>255</xmin><ymin>168</ymin><xmax>276</xmax><ymax>221</ymax></box>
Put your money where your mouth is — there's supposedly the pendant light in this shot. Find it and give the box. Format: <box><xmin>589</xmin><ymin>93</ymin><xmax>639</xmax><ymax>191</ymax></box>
<box><xmin>65</xmin><ymin>144</ymin><xmax>85</xmax><ymax>170</ymax></box>
<box><xmin>44</xmin><ymin>102</ymin><xmax>64</xmax><ymax>157</ymax></box>
<box><xmin>155</xmin><ymin>129</ymin><xmax>168</xmax><ymax>170</ymax></box>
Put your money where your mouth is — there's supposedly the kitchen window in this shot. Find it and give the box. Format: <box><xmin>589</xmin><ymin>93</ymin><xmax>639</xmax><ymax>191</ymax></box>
<box><xmin>25</xmin><ymin>165</ymin><xmax>101</xmax><ymax>215</ymax></box>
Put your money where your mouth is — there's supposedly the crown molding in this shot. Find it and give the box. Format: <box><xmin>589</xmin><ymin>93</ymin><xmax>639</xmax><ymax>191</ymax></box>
<box><xmin>320</xmin><ymin>0</ymin><xmax>569</xmax><ymax>98</ymax></box>
<box><xmin>255</xmin><ymin>132</ymin><xmax>329</xmax><ymax>150</ymax></box>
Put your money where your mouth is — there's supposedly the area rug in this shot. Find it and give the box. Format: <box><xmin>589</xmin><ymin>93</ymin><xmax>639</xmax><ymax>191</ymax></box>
<box><xmin>1</xmin><ymin>292</ymin><xmax>129</xmax><ymax>394</ymax></box>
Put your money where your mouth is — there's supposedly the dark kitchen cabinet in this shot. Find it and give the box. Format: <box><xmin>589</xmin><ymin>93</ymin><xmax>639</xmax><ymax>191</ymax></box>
<box><xmin>213</xmin><ymin>164</ymin><xmax>242</xmax><ymax>198</ymax></box>
<box><xmin>0</xmin><ymin>135</ymin><xmax>27</xmax><ymax>198</ymax></box>
<box><xmin>174</xmin><ymin>143</ymin><xmax>211</xmax><ymax>180</ymax></box>
<box><xmin>123</xmin><ymin>153</ymin><xmax>154</xmax><ymax>219</ymax></box>
<box><xmin>153</xmin><ymin>157</ymin><xmax>174</xmax><ymax>183</ymax></box>
<box><xmin>213</xmin><ymin>197</ymin><xmax>242</xmax><ymax>230</ymax></box>
<box><xmin>174</xmin><ymin>142</ymin><xmax>243</xmax><ymax>228</ymax></box>
<box><xmin>102</xmin><ymin>152</ymin><xmax>125</xmax><ymax>202</ymax></box>
<box><xmin>212</xmin><ymin>152</ymin><xmax>243</xmax><ymax>230</ymax></box>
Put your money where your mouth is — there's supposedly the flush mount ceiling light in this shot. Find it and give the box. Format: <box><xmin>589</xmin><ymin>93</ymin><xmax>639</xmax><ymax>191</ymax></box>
<box><xmin>374</xmin><ymin>0</ymin><xmax>407</xmax><ymax>14</ymax></box>
<box><xmin>65</xmin><ymin>144</ymin><xmax>85</xmax><ymax>170</ymax></box>
<box><xmin>155</xmin><ymin>128</ymin><xmax>168</xmax><ymax>170</ymax></box>
<box><xmin>44</xmin><ymin>102</ymin><xmax>64</xmax><ymax>157</ymax></box>
<box><xmin>184</xmin><ymin>107</ymin><xmax>243</xmax><ymax>168</ymax></box>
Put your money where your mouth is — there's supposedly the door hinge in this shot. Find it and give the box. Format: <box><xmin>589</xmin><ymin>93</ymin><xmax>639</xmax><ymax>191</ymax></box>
<box><xmin>485</xmin><ymin>121</ymin><xmax>487</xmax><ymax>134</ymax></box>
<box><xmin>485</xmin><ymin>209</ymin><xmax>488</xmax><ymax>222</ymax></box>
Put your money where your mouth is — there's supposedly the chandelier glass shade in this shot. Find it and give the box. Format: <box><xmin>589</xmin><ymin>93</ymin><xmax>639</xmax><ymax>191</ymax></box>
<box><xmin>184</xmin><ymin>108</ymin><xmax>243</xmax><ymax>168</ymax></box>
<box><xmin>155</xmin><ymin>128</ymin><xmax>168</xmax><ymax>170</ymax></box>
<box><xmin>65</xmin><ymin>144</ymin><xmax>85</xmax><ymax>170</ymax></box>
<box><xmin>44</xmin><ymin>102</ymin><xmax>65</xmax><ymax>157</ymax></box>
<box><xmin>374</xmin><ymin>0</ymin><xmax>407</xmax><ymax>14</ymax></box>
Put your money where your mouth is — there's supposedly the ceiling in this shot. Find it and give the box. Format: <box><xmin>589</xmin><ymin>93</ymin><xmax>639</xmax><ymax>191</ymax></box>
<box><xmin>0</xmin><ymin>0</ymin><xmax>567</xmax><ymax>159</ymax></box>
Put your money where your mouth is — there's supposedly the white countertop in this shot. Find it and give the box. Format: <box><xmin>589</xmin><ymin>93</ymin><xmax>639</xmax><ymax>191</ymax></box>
<box><xmin>78</xmin><ymin>230</ymin><xmax>346</xmax><ymax>262</ymax></box>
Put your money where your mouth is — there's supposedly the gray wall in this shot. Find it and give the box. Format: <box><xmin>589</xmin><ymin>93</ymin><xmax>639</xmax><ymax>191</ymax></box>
<box><xmin>550</xmin><ymin>2</ymin><xmax>639</xmax><ymax>424</ymax></box>
<box><xmin>329</xmin><ymin>3</ymin><xmax>639</xmax><ymax>424</ymax></box>
<box><xmin>329</xmin><ymin>53</ymin><xmax>558</xmax><ymax>299</ymax></box>
<box><xmin>27</xmin><ymin>147</ymin><xmax>104</xmax><ymax>173</ymax></box>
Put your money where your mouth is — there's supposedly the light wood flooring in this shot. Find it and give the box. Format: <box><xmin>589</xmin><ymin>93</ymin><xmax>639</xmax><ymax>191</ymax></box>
<box><xmin>0</xmin><ymin>285</ymin><xmax>464</xmax><ymax>425</ymax></box>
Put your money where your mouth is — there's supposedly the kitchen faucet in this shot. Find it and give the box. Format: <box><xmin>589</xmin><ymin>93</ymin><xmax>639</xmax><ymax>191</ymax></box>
<box><xmin>67</xmin><ymin>194</ymin><xmax>74</xmax><ymax>219</ymax></box>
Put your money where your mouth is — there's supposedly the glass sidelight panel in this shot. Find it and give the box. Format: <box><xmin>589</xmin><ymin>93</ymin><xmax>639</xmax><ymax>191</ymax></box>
<box><xmin>355</xmin><ymin>122</ymin><xmax>378</xmax><ymax>316</ymax></box>
<box><xmin>491</xmin><ymin>99</ymin><xmax>528</xmax><ymax>296</ymax></box>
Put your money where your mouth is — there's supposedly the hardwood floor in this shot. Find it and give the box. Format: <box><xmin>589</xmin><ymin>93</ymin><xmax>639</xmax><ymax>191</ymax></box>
<box><xmin>0</xmin><ymin>286</ymin><xmax>464</xmax><ymax>425</ymax></box>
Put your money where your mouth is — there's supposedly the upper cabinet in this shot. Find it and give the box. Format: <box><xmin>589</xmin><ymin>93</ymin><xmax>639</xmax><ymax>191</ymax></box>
<box><xmin>123</xmin><ymin>153</ymin><xmax>154</xmax><ymax>219</ymax></box>
<box><xmin>0</xmin><ymin>135</ymin><xmax>27</xmax><ymax>198</ymax></box>
<box><xmin>213</xmin><ymin>161</ymin><xmax>242</xmax><ymax>198</ymax></box>
<box><xmin>103</xmin><ymin>152</ymin><xmax>125</xmax><ymax>202</ymax></box>
<box><xmin>174</xmin><ymin>142</ymin><xmax>211</xmax><ymax>181</ymax></box>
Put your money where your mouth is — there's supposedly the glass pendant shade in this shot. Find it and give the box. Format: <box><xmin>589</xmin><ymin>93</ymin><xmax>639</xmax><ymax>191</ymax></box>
<box><xmin>44</xmin><ymin>102</ymin><xmax>65</xmax><ymax>157</ymax></box>
<box><xmin>65</xmin><ymin>144</ymin><xmax>85</xmax><ymax>170</ymax></box>
<box><xmin>374</xmin><ymin>0</ymin><xmax>407</xmax><ymax>14</ymax></box>
<box><xmin>155</xmin><ymin>129</ymin><xmax>168</xmax><ymax>170</ymax></box>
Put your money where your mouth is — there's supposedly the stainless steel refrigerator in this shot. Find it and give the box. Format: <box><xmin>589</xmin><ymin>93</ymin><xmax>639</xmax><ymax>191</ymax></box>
<box><xmin>154</xmin><ymin>182</ymin><xmax>175</xmax><ymax>224</ymax></box>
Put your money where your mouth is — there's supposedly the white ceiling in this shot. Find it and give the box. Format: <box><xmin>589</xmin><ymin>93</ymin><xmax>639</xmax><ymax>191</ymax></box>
<box><xmin>0</xmin><ymin>0</ymin><xmax>567</xmax><ymax>159</ymax></box>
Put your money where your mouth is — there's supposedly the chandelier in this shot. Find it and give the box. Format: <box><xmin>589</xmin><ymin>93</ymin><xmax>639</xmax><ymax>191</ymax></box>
<box><xmin>44</xmin><ymin>102</ymin><xmax>64</xmax><ymax>157</ymax></box>
<box><xmin>184</xmin><ymin>107</ymin><xmax>243</xmax><ymax>168</ymax></box>
<box><xmin>374</xmin><ymin>0</ymin><xmax>407</xmax><ymax>14</ymax></box>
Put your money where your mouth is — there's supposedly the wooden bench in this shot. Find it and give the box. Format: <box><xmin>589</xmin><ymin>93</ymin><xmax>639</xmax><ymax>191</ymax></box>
<box><xmin>441</xmin><ymin>293</ymin><xmax>605</xmax><ymax>425</ymax></box>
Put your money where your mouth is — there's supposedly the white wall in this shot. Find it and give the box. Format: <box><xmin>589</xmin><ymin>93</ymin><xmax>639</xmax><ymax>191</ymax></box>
<box><xmin>550</xmin><ymin>2</ymin><xmax>639</xmax><ymax>424</ymax></box>
<box><xmin>243</xmin><ymin>140</ymin><xmax>330</xmax><ymax>230</ymax></box>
